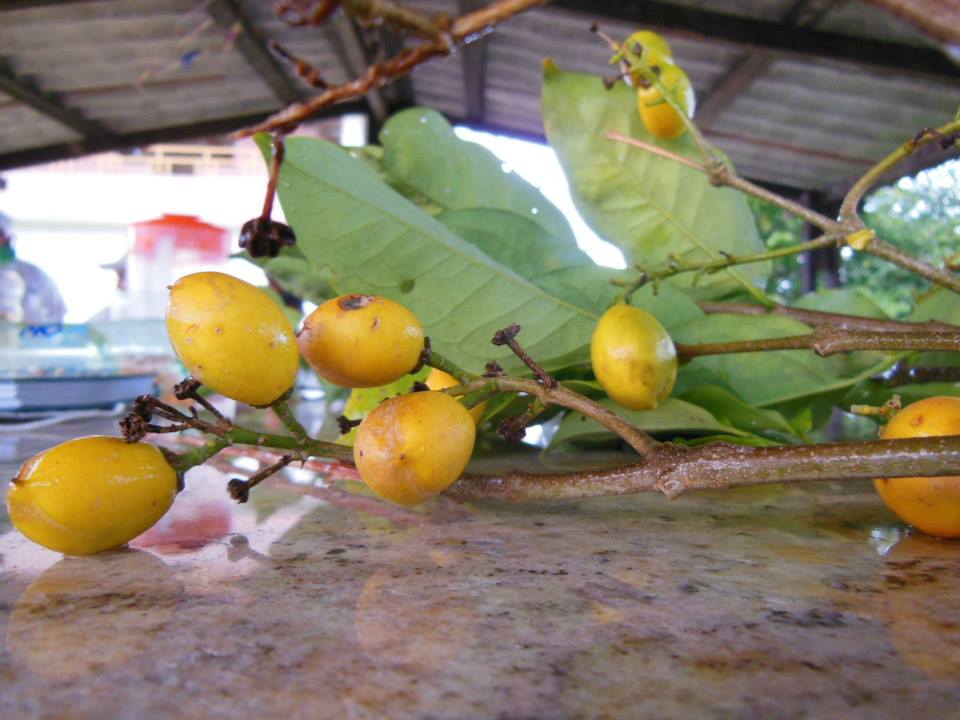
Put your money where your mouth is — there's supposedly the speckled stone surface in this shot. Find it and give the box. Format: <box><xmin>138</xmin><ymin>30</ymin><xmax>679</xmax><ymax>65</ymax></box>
<box><xmin>1</xmin><ymin>415</ymin><xmax>959</xmax><ymax>719</ymax></box>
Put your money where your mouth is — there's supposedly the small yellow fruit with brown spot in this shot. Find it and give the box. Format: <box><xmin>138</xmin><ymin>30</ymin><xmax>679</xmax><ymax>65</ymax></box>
<box><xmin>425</xmin><ymin>368</ymin><xmax>485</xmax><ymax>423</ymax></box>
<box><xmin>299</xmin><ymin>294</ymin><xmax>424</xmax><ymax>388</ymax></box>
<box><xmin>166</xmin><ymin>271</ymin><xmax>299</xmax><ymax>405</ymax></box>
<box><xmin>590</xmin><ymin>303</ymin><xmax>677</xmax><ymax>411</ymax></box>
<box><xmin>874</xmin><ymin>396</ymin><xmax>960</xmax><ymax>538</ymax></box>
<box><xmin>7</xmin><ymin>436</ymin><xmax>178</xmax><ymax>555</ymax></box>
<box><xmin>353</xmin><ymin>391</ymin><xmax>476</xmax><ymax>506</ymax></box>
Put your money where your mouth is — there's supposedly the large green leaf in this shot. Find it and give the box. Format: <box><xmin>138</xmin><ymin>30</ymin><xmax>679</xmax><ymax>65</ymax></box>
<box><xmin>260</xmin><ymin>135</ymin><xmax>598</xmax><ymax>374</ymax></box>
<box><xmin>380</xmin><ymin>108</ymin><xmax>576</xmax><ymax>244</ymax></box>
<box><xmin>541</xmin><ymin>61</ymin><xmax>769</xmax><ymax>298</ymax></box>
<box><xmin>435</xmin><ymin>208</ymin><xmax>620</xmax><ymax>312</ymax></box>
<box><xmin>673</xmin><ymin>314</ymin><xmax>892</xmax><ymax>407</ymax></box>
<box><xmin>793</xmin><ymin>287</ymin><xmax>889</xmax><ymax>319</ymax></box>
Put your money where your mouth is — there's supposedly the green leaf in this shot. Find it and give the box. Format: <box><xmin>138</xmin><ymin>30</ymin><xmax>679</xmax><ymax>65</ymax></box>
<box><xmin>679</xmin><ymin>384</ymin><xmax>802</xmax><ymax>441</ymax></box>
<box><xmin>672</xmin><ymin>314</ymin><xmax>892</xmax><ymax>407</ymax></box>
<box><xmin>435</xmin><ymin>208</ymin><xmax>620</xmax><ymax>312</ymax></box>
<box><xmin>911</xmin><ymin>286</ymin><xmax>960</xmax><ymax>324</ymax></box>
<box><xmin>381</xmin><ymin>108</ymin><xmax>575</xmax><ymax>244</ymax></box>
<box><xmin>541</xmin><ymin>61</ymin><xmax>769</xmax><ymax>299</ymax></box>
<box><xmin>793</xmin><ymin>287</ymin><xmax>889</xmax><ymax>319</ymax></box>
<box><xmin>259</xmin><ymin>134</ymin><xmax>598</xmax><ymax>374</ymax></box>
<box><xmin>549</xmin><ymin>397</ymin><xmax>751</xmax><ymax>450</ymax></box>
<box><xmin>245</xmin><ymin>251</ymin><xmax>336</xmax><ymax>305</ymax></box>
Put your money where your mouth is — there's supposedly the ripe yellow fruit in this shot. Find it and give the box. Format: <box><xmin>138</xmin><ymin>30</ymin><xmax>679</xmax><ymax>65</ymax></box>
<box><xmin>425</xmin><ymin>368</ymin><xmax>485</xmax><ymax>423</ymax></box>
<box><xmin>299</xmin><ymin>294</ymin><xmax>424</xmax><ymax>388</ymax></box>
<box><xmin>354</xmin><ymin>391</ymin><xmax>476</xmax><ymax>506</ymax></box>
<box><xmin>590</xmin><ymin>303</ymin><xmax>677</xmax><ymax>411</ymax></box>
<box><xmin>622</xmin><ymin>30</ymin><xmax>673</xmax><ymax>84</ymax></box>
<box><xmin>874</xmin><ymin>396</ymin><xmax>960</xmax><ymax>538</ymax></box>
<box><xmin>7</xmin><ymin>436</ymin><xmax>179</xmax><ymax>555</ymax></box>
<box><xmin>166</xmin><ymin>271</ymin><xmax>299</xmax><ymax>406</ymax></box>
<box><xmin>637</xmin><ymin>63</ymin><xmax>696</xmax><ymax>140</ymax></box>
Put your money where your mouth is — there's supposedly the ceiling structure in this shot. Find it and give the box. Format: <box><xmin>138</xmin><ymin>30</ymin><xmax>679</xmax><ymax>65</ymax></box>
<box><xmin>0</xmin><ymin>0</ymin><xmax>957</xmax><ymax>196</ymax></box>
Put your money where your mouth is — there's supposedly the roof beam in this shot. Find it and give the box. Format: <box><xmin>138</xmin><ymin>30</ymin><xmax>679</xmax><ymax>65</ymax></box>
<box><xmin>0</xmin><ymin>101</ymin><xmax>368</xmax><ymax>171</ymax></box>
<box><xmin>695</xmin><ymin>0</ymin><xmax>834</xmax><ymax>129</ymax></box>
<box><xmin>0</xmin><ymin>58</ymin><xmax>111</xmax><ymax>139</ymax></box>
<box><xmin>324</xmin><ymin>15</ymin><xmax>388</xmax><ymax>123</ymax></box>
<box><xmin>695</xmin><ymin>52</ymin><xmax>773</xmax><ymax>128</ymax></box>
<box><xmin>551</xmin><ymin>0</ymin><xmax>960</xmax><ymax>83</ymax></box>
<box><xmin>206</xmin><ymin>0</ymin><xmax>305</xmax><ymax>105</ymax></box>
<box><xmin>459</xmin><ymin>0</ymin><xmax>488</xmax><ymax>123</ymax></box>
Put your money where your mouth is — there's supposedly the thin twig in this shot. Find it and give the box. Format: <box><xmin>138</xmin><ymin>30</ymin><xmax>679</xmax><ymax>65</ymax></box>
<box><xmin>840</xmin><ymin>121</ymin><xmax>960</xmax><ymax>221</ymax></box>
<box><xmin>454</xmin><ymin>376</ymin><xmax>659</xmax><ymax>456</ymax></box>
<box><xmin>235</xmin><ymin>0</ymin><xmax>545</xmax><ymax>137</ymax></box>
<box><xmin>615</xmin><ymin>234</ymin><xmax>837</xmax><ymax>298</ymax></box>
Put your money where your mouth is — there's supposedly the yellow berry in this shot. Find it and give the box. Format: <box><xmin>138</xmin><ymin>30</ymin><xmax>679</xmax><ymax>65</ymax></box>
<box><xmin>875</xmin><ymin>396</ymin><xmax>960</xmax><ymax>538</ymax></box>
<box><xmin>7</xmin><ymin>436</ymin><xmax>179</xmax><ymax>555</ymax></box>
<box><xmin>590</xmin><ymin>304</ymin><xmax>677</xmax><ymax>411</ymax></box>
<box><xmin>637</xmin><ymin>63</ymin><xmax>696</xmax><ymax>140</ymax></box>
<box><xmin>299</xmin><ymin>294</ymin><xmax>424</xmax><ymax>388</ymax></box>
<box><xmin>166</xmin><ymin>271</ymin><xmax>299</xmax><ymax>405</ymax></box>
<box><xmin>425</xmin><ymin>368</ymin><xmax>485</xmax><ymax>423</ymax></box>
<box><xmin>353</xmin><ymin>391</ymin><xmax>475</xmax><ymax>506</ymax></box>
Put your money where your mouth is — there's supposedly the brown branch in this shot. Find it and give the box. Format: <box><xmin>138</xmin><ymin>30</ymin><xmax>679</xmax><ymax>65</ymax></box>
<box><xmin>235</xmin><ymin>0</ymin><xmax>545</xmax><ymax>137</ymax></box>
<box><xmin>446</xmin><ymin>435</ymin><xmax>960</xmax><ymax>501</ymax></box>
<box><xmin>676</xmin><ymin>326</ymin><xmax>960</xmax><ymax>361</ymax></box>
<box><xmin>697</xmin><ymin>300</ymin><xmax>960</xmax><ymax>334</ymax></box>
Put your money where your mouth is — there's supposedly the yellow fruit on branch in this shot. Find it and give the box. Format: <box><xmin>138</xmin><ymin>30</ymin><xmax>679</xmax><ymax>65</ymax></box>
<box><xmin>874</xmin><ymin>396</ymin><xmax>960</xmax><ymax>538</ymax></box>
<box><xmin>637</xmin><ymin>63</ymin><xmax>695</xmax><ymax>140</ymax></box>
<box><xmin>7</xmin><ymin>436</ymin><xmax>179</xmax><ymax>555</ymax></box>
<box><xmin>298</xmin><ymin>294</ymin><xmax>425</xmax><ymax>388</ymax></box>
<box><xmin>166</xmin><ymin>271</ymin><xmax>299</xmax><ymax>406</ymax></box>
<box><xmin>353</xmin><ymin>391</ymin><xmax>476</xmax><ymax>506</ymax></box>
<box><xmin>590</xmin><ymin>303</ymin><xmax>677</xmax><ymax>411</ymax></box>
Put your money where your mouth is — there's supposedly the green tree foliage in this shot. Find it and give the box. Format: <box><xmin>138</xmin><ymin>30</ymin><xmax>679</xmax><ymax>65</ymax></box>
<box><xmin>849</xmin><ymin>161</ymin><xmax>960</xmax><ymax>318</ymax></box>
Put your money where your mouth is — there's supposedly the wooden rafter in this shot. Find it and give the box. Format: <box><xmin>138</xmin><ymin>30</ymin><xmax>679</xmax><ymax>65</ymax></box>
<box><xmin>0</xmin><ymin>102</ymin><xmax>368</xmax><ymax>171</ymax></box>
<box><xmin>0</xmin><ymin>58</ymin><xmax>111</xmax><ymax>139</ymax></box>
<box><xmin>695</xmin><ymin>0</ymin><xmax>836</xmax><ymax>129</ymax></box>
<box><xmin>206</xmin><ymin>0</ymin><xmax>306</xmax><ymax>105</ymax></box>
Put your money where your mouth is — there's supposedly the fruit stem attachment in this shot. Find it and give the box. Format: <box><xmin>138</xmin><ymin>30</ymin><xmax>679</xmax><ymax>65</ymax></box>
<box><xmin>272</xmin><ymin>397</ymin><xmax>311</xmax><ymax>445</ymax></box>
<box><xmin>455</xmin><ymin>376</ymin><xmax>659</xmax><ymax>456</ymax></box>
<box><xmin>421</xmin><ymin>339</ymin><xmax>477</xmax><ymax>385</ymax></box>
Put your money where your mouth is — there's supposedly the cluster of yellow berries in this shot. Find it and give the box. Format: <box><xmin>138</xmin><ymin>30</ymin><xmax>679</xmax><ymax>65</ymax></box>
<box><xmin>7</xmin><ymin>272</ymin><xmax>960</xmax><ymax>556</ymax></box>
<box><xmin>617</xmin><ymin>30</ymin><xmax>696</xmax><ymax>140</ymax></box>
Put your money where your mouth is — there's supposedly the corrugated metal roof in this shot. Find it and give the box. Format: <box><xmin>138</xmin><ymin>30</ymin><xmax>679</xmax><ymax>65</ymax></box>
<box><xmin>0</xmin><ymin>0</ymin><xmax>957</xmax><ymax>193</ymax></box>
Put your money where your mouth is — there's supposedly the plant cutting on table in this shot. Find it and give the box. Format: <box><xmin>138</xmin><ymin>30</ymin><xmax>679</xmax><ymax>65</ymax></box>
<box><xmin>7</xmin><ymin>0</ymin><xmax>960</xmax><ymax>555</ymax></box>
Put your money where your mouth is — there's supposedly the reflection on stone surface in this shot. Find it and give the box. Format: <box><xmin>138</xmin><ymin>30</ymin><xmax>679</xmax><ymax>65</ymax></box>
<box><xmin>6</xmin><ymin>550</ymin><xmax>181</xmax><ymax>681</ymax></box>
<box><xmin>1</xmin><ymin>453</ymin><xmax>959</xmax><ymax>717</ymax></box>
<box><xmin>881</xmin><ymin>533</ymin><xmax>960</xmax><ymax>682</ymax></box>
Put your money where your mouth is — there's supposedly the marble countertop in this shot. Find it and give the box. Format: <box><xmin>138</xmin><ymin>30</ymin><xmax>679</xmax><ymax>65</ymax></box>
<box><xmin>1</xmin><ymin>413</ymin><xmax>959</xmax><ymax>719</ymax></box>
